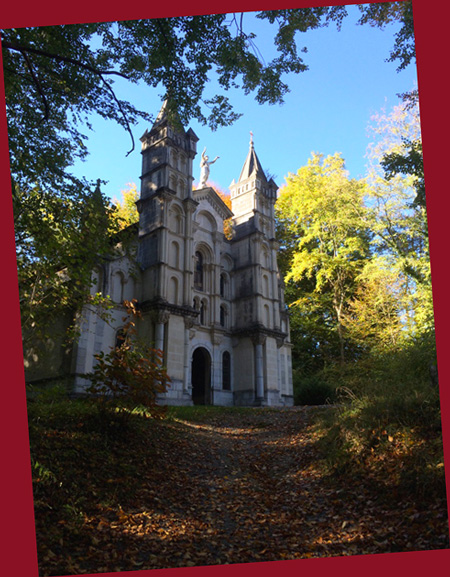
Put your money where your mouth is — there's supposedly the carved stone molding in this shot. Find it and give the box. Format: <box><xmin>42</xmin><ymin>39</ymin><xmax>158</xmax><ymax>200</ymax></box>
<box><xmin>251</xmin><ymin>332</ymin><xmax>267</xmax><ymax>346</ymax></box>
<box><xmin>156</xmin><ymin>310</ymin><xmax>170</xmax><ymax>325</ymax></box>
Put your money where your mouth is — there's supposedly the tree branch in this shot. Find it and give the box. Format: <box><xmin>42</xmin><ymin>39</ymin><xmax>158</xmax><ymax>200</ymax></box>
<box><xmin>1</xmin><ymin>39</ymin><xmax>130</xmax><ymax>79</ymax></box>
<box><xmin>2</xmin><ymin>38</ymin><xmax>136</xmax><ymax>155</ymax></box>
<box><xmin>18</xmin><ymin>48</ymin><xmax>50</xmax><ymax>125</ymax></box>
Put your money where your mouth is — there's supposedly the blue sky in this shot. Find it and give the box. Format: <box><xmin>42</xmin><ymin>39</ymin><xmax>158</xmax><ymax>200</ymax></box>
<box><xmin>71</xmin><ymin>5</ymin><xmax>419</xmax><ymax>201</ymax></box>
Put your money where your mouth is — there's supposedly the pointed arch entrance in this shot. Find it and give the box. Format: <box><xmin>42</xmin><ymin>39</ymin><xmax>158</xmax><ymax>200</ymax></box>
<box><xmin>191</xmin><ymin>347</ymin><xmax>212</xmax><ymax>405</ymax></box>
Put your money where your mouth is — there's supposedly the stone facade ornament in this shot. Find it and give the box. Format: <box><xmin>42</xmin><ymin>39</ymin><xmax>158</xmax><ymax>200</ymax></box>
<box><xmin>199</xmin><ymin>147</ymin><xmax>219</xmax><ymax>187</ymax></box>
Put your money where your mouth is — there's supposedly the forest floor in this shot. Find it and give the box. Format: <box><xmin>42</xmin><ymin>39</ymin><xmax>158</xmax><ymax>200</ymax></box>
<box><xmin>29</xmin><ymin>403</ymin><xmax>449</xmax><ymax>575</ymax></box>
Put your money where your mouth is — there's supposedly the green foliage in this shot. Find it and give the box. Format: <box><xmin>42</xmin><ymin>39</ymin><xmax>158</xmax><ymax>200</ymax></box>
<box><xmin>311</xmin><ymin>328</ymin><xmax>442</xmax><ymax>497</ymax></box>
<box><xmin>86</xmin><ymin>300</ymin><xmax>170</xmax><ymax>420</ymax></box>
<box><xmin>111</xmin><ymin>183</ymin><xmax>139</xmax><ymax>229</ymax></box>
<box><xmin>379</xmin><ymin>90</ymin><xmax>425</xmax><ymax>208</ymax></box>
<box><xmin>276</xmin><ymin>152</ymin><xmax>371</xmax><ymax>364</ymax></box>
<box><xmin>382</xmin><ymin>138</ymin><xmax>425</xmax><ymax>208</ymax></box>
<box><xmin>293</xmin><ymin>371</ymin><xmax>337</xmax><ymax>406</ymax></box>
<box><xmin>365</xmin><ymin>97</ymin><xmax>433</xmax><ymax>337</ymax></box>
<box><xmin>357</xmin><ymin>0</ymin><xmax>415</xmax><ymax>71</ymax></box>
<box><xmin>16</xmin><ymin>181</ymin><xmax>120</xmax><ymax>345</ymax></box>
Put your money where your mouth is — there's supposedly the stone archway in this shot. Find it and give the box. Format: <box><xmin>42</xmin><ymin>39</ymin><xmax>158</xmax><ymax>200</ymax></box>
<box><xmin>191</xmin><ymin>347</ymin><xmax>212</xmax><ymax>405</ymax></box>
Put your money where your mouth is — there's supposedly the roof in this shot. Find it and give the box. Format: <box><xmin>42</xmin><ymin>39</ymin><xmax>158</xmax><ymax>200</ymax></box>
<box><xmin>193</xmin><ymin>186</ymin><xmax>234</xmax><ymax>221</ymax></box>
<box><xmin>238</xmin><ymin>134</ymin><xmax>267</xmax><ymax>183</ymax></box>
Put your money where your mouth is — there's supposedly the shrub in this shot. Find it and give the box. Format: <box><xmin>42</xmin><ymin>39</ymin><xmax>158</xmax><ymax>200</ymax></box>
<box><xmin>86</xmin><ymin>300</ymin><xmax>170</xmax><ymax>420</ymax></box>
<box><xmin>294</xmin><ymin>372</ymin><xmax>337</xmax><ymax>405</ymax></box>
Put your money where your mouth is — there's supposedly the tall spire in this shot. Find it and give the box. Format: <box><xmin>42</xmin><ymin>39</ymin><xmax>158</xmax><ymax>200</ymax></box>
<box><xmin>151</xmin><ymin>98</ymin><xmax>185</xmax><ymax>133</ymax></box>
<box><xmin>238</xmin><ymin>132</ymin><xmax>267</xmax><ymax>183</ymax></box>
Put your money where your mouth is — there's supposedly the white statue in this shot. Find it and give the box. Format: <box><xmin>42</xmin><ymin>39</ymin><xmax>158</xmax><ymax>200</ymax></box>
<box><xmin>199</xmin><ymin>147</ymin><xmax>219</xmax><ymax>187</ymax></box>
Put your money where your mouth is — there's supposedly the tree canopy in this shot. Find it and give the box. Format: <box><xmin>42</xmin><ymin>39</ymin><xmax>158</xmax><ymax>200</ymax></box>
<box><xmin>2</xmin><ymin>3</ymin><xmax>419</xmax><ymax>348</ymax></box>
<box><xmin>276</xmin><ymin>153</ymin><xmax>371</xmax><ymax>365</ymax></box>
<box><xmin>2</xmin><ymin>3</ymin><xmax>415</xmax><ymax>197</ymax></box>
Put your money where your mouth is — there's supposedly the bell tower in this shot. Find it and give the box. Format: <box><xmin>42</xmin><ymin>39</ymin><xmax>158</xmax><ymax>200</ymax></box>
<box><xmin>136</xmin><ymin>100</ymin><xmax>199</xmax><ymax>298</ymax></box>
<box><xmin>229</xmin><ymin>133</ymin><xmax>278</xmax><ymax>239</ymax></box>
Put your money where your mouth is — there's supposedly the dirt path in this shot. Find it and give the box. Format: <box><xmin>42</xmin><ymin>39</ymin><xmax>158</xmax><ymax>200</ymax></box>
<box><xmin>66</xmin><ymin>407</ymin><xmax>448</xmax><ymax>573</ymax></box>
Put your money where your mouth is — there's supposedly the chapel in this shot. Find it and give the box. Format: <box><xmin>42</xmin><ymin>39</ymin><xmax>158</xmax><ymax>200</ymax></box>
<box><xmin>73</xmin><ymin>101</ymin><xmax>293</xmax><ymax>406</ymax></box>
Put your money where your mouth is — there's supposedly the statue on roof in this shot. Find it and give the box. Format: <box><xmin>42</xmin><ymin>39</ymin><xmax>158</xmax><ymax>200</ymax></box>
<box><xmin>199</xmin><ymin>147</ymin><xmax>219</xmax><ymax>187</ymax></box>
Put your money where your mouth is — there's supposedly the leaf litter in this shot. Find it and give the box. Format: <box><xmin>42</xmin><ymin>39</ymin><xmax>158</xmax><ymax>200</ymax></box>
<box><xmin>30</xmin><ymin>405</ymin><xmax>449</xmax><ymax>575</ymax></box>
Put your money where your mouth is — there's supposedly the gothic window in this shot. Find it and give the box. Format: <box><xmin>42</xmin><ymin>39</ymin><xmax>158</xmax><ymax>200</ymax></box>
<box><xmin>263</xmin><ymin>274</ymin><xmax>270</xmax><ymax>298</ymax></box>
<box><xmin>222</xmin><ymin>352</ymin><xmax>231</xmax><ymax>390</ymax></box>
<box><xmin>111</xmin><ymin>271</ymin><xmax>124</xmax><ymax>304</ymax></box>
<box><xmin>200</xmin><ymin>301</ymin><xmax>206</xmax><ymax>325</ymax></box>
<box><xmin>220</xmin><ymin>274</ymin><xmax>225</xmax><ymax>297</ymax></box>
<box><xmin>264</xmin><ymin>304</ymin><xmax>270</xmax><ymax>327</ymax></box>
<box><xmin>170</xmin><ymin>241</ymin><xmax>180</xmax><ymax>268</ymax></box>
<box><xmin>194</xmin><ymin>251</ymin><xmax>204</xmax><ymax>291</ymax></box>
<box><xmin>91</xmin><ymin>267</ymin><xmax>103</xmax><ymax>296</ymax></box>
<box><xmin>172</xmin><ymin>150</ymin><xmax>179</xmax><ymax>170</ymax></box>
<box><xmin>220</xmin><ymin>305</ymin><xmax>226</xmax><ymax>328</ymax></box>
<box><xmin>168</xmin><ymin>277</ymin><xmax>179</xmax><ymax>305</ymax></box>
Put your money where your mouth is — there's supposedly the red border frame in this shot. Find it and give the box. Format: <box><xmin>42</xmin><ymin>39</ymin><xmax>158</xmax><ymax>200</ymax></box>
<box><xmin>1</xmin><ymin>2</ymin><xmax>448</xmax><ymax>576</ymax></box>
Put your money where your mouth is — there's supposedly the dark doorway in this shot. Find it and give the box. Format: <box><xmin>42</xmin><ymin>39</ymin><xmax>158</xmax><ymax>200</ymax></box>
<box><xmin>191</xmin><ymin>347</ymin><xmax>212</xmax><ymax>405</ymax></box>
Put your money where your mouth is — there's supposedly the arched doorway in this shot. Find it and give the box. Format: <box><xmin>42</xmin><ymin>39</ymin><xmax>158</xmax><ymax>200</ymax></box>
<box><xmin>191</xmin><ymin>347</ymin><xmax>212</xmax><ymax>405</ymax></box>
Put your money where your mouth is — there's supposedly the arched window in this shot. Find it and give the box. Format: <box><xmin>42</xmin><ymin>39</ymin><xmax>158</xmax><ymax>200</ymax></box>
<box><xmin>220</xmin><ymin>274</ymin><xmax>226</xmax><ymax>298</ymax></box>
<box><xmin>168</xmin><ymin>277</ymin><xmax>179</xmax><ymax>305</ymax></box>
<box><xmin>170</xmin><ymin>241</ymin><xmax>180</xmax><ymax>268</ymax></box>
<box><xmin>220</xmin><ymin>305</ymin><xmax>227</xmax><ymax>328</ymax></box>
<box><xmin>222</xmin><ymin>352</ymin><xmax>231</xmax><ymax>390</ymax></box>
<box><xmin>194</xmin><ymin>251</ymin><xmax>204</xmax><ymax>291</ymax></box>
<box><xmin>200</xmin><ymin>301</ymin><xmax>206</xmax><ymax>325</ymax></box>
<box><xmin>263</xmin><ymin>275</ymin><xmax>270</xmax><ymax>298</ymax></box>
<box><xmin>111</xmin><ymin>271</ymin><xmax>124</xmax><ymax>304</ymax></box>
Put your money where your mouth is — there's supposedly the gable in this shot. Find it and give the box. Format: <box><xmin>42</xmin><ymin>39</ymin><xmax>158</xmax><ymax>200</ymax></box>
<box><xmin>193</xmin><ymin>186</ymin><xmax>234</xmax><ymax>221</ymax></box>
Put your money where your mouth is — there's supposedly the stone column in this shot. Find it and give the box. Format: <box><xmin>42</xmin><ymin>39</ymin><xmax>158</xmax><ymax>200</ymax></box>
<box><xmin>154</xmin><ymin>311</ymin><xmax>169</xmax><ymax>354</ymax></box>
<box><xmin>252</xmin><ymin>334</ymin><xmax>266</xmax><ymax>402</ymax></box>
<box><xmin>183</xmin><ymin>199</ymin><xmax>197</xmax><ymax>306</ymax></box>
<box><xmin>155</xmin><ymin>322</ymin><xmax>165</xmax><ymax>352</ymax></box>
<box><xmin>183</xmin><ymin>318</ymin><xmax>195</xmax><ymax>392</ymax></box>
<box><xmin>255</xmin><ymin>343</ymin><xmax>264</xmax><ymax>399</ymax></box>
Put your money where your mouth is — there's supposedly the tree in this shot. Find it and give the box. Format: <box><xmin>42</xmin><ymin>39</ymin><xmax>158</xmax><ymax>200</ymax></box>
<box><xmin>2</xmin><ymin>5</ymin><xmax>413</xmax><ymax>198</ymax></box>
<box><xmin>356</xmin><ymin>0</ymin><xmax>415</xmax><ymax>71</ymax></box>
<box><xmin>2</xmin><ymin>11</ymin><xmax>340</xmax><ymax>346</ymax></box>
<box><xmin>207</xmin><ymin>182</ymin><xmax>233</xmax><ymax>240</ymax></box>
<box><xmin>112</xmin><ymin>183</ymin><xmax>139</xmax><ymax>230</ymax></box>
<box><xmin>379</xmin><ymin>90</ymin><xmax>425</xmax><ymax>209</ymax></box>
<box><xmin>276</xmin><ymin>153</ymin><xmax>371</xmax><ymax>365</ymax></box>
<box><xmin>2</xmin><ymin>6</ymin><xmax>416</xmax><ymax>349</ymax></box>
<box><xmin>16</xmin><ymin>180</ymin><xmax>118</xmax><ymax>347</ymax></box>
<box><xmin>365</xmin><ymin>98</ymin><xmax>433</xmax><ymax>337</ymax></box>
<box><xmin>341</xmin><ymin>257</ymin><xmax>407</xmax><ymax>354</ymax></box>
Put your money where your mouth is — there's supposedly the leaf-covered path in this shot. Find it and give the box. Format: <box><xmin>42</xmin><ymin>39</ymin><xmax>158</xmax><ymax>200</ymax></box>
<box><xmin>34</xmin><ymin>406</ymin><xmax>448</xmax><ymax>575</ymax></box>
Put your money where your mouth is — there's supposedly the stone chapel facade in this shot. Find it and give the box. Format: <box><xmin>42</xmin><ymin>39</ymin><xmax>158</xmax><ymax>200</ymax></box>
<box><xmin>74</xmin><ymin>102</ymin><xmax>293</xmax><ymax>406</ymax></box>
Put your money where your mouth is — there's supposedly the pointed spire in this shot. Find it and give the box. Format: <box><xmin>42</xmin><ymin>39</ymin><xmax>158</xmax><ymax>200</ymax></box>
<box><xmin>151</xmin><ymin>98</ymin><xmax>185</xmax><ymax>133</ymax></box>
<box><xmin>238</xmin><ymin>132</ymin><xmax>267</xmax><ymax>183</ymax></box>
